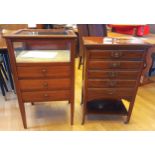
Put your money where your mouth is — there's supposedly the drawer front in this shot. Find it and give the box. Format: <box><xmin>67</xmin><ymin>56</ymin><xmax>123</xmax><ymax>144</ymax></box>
<box><xmin>22</xmin><ymin>90</ymin><xmax>70</xmax><ymax>102</ymax></box>
<box><xmin>87</xmin><ymin>88</ymin><xmax>133</xmax><ymax>101</ymax></box>
<box><xmin>19</xmin><ymin>78</ymin><xmax>70</xmax><ymax>91</ymax></box>
<box><xmin>88</xmin><ymin>61</ymin><xmax>143</xmax><ymax>70</ymax></box>
<box><xmin>17</xmin><ymin>65</ymin><xmax>71</xmax><ymax>78</ymax></box>
<box><xmin>88</xmin><ymin>70</ymin><xmax>140</xmax><ymax>79</ymax></box>
<box><xmin>88</xmin><ymin>79</ymin><xmax>136</xmax><ymax>88</ymax></box>
<box><xmin>89</xmin><ymin>50</ymin><xmax>144</xmax><ymax>60</ymax></box>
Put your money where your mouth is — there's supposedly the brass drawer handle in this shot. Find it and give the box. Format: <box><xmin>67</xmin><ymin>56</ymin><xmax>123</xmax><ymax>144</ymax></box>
<box><xmin>43</xmin><ymin>82</ymin><xmax>48</xmax><ymax>88</ymax></box>
<box><xmin>109</xmin><ymin>81</ymin><xmax>117</xmax><ymax>87</ymax></box>
<box><xmin>42</xmin><ymin>69</ymin><xmax>47</xmax><ymax>74</ymax></box>
<box><xmin>111</xmin><ymin>51</ymin><xmax>122</xmax><ymax>58</ymax></box>
<box><xmin>44</xmin><ymin>94</ymin><xmax>49</xmax><ymax>97</ymax></box>
<box><xmin>111</xmin><ymin>62</ymin><xmax>121</xmax><ymax>68</ymax></box>
<box><xmin>107</xmin><ymin>91</ymin><xmax>115</xmax><ymax>95</ymax></box>
<box><xmin>108</xmin><ymin>72</ymin><xmax>117</xmax><ymax>78</ymax></box>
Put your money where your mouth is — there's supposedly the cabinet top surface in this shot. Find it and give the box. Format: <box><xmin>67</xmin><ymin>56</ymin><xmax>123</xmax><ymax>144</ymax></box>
<box><xmin>83</xmin><ymin>36</ymin><xmax>150</xmax><ymax>46</ymax></box>
<box><xmin>3</xmin><ymin>29</ymin><xmax>77</xmax><ymax>39</ymax></box>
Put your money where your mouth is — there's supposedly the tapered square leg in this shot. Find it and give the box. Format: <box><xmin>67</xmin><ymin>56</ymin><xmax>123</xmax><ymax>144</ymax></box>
<box><xmin>82</xmin><ymin>113</ymin><xmax>85</xmax><ymax>125</ymax></box>
<box><xmin>31</xmin><ymin>102</ymin><xmax>35</xmax><ymax>105</ymax></box>
<box><xmin>125</xmin><ymin>101</ymin><xmax>135</xmax><ymax>124</ymax></box>
<box><xmin>71</xmin><ymin>102</ymin><xmax>74</xmax><ymax>125</ymax></box>
<box><xmin>82</xmin><ymin>100</ymin><xmax>86</xmax><ymax>125</ymax></box>
<box><xmin>78</xmin><ymin>56</ymin><xmax>82</xmax><ymax>69</ymax></box>
<box><xmin>19</xmin><ymin>102</ymin><xmax>27</xmax><ymax>129</ymax></box>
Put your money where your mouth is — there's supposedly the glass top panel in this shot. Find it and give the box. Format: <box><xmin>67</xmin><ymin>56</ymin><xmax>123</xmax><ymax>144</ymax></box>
<box><xmin>15</xmin><ymin>29</ymin><xmax>69</xmax><ymax>36</ymax></box>
<box><xmin>83</xmin><ymin>37</ymin><xmax>148</xmax><ymax>45</ymax></box>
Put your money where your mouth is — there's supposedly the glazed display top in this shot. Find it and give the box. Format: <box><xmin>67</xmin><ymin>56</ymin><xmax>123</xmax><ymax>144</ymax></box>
<box><xmin>3</xmin><ymin>29</ymin><xmax>77</xmax><ymax>39</ymax></box>
<box><xmin>83</xmin><ymin>36</ymin><xmax>151</xmax><ymax>46</ymax></box>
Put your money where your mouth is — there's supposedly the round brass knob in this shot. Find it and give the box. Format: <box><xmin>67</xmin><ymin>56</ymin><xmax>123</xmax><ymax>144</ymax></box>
<box><xmin>42</xmin><ymin>69</ymin><xmax>47</xmax><ymax>74</ymax></box>
<box><xmin>108</xmin><ymin>72</ymin><xmax>117</xmax><ymax>78</ymax></box>
<box><xmin>107</xmin><ymin>91</ymin><xmax>114</xmax><ymax>95</ymax></box>
<box><xmin>114</xmin><ymin>53</ymin><xmax>119</xmax><ymax>57</ymax></box>
<box><xmin>43</xmin><ymin>82</ymin><xmax>48</xmax><ymax>88</ymax></box>
<box><xmin>111</xmin><ymin>51</ymin><xmax>122</xmax><ymax>58</ymax></box>
<box><xmin>111</xmin><ymin>62</ymin><xmax>120</xmax><ymax>68</ymax></box>
<box><xmin>44</xmin><ymin>94</ymin><xmax>49</xmax><ymax>97</ymax></box>
<box><xmin>109</xmin><ymin>81</ymin><xmax>117</xmax><ymax>87</ymax></box>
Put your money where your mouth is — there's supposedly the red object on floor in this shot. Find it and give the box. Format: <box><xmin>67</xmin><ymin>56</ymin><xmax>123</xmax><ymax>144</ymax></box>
<box><xmin>109</xmin><ymin>25</ymin><xmax>150</xmax><ymax>36</ymax></box>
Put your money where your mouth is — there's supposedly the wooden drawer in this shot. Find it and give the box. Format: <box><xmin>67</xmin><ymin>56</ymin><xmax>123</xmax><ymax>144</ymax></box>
<box><xmin>89</xmin><ymin>50</ymin><xmax>144</xmax><ymax>60</ymax></box>
<box><xmin>17</xmin><ymin>65</ymin><xmax>71</xmax><ymax>78</ymax></box>
<box><xmin>88</xmin><ymin>61</ymin><xmax>143</xmax><ymax>70</ymax></box>
<box><xmin>88</xmin><ymin>79</ymin><xmax>136</xmax><ymax>88</ymax></box>
<box><xmin>88</xmin><ymin>70</ymin><xmax>139</xmax><ymax>79</ymax></box>
<box><xmin>19</xmin><ymin>78</ymin><xmax>70</xmax><ymax>91</ymax></box>
<box><xmin>21</xmin><ymin>90</ymin><xmax>70</xmax><ymax>102</ymax></box>
<box><xmin>87</xmin><ymin>88</ymin><xmax>133</xmax><ymax>101</ymax></box>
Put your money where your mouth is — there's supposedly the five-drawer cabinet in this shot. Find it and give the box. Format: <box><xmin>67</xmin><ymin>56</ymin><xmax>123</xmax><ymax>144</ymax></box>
<box><xmin>82</xmin><ymin>37</ymin><xmax>151</xmax><ymax>124</ymax></box>
<box><xmin>3</xmin><ymin>29</ymin><xmax>76</xmax><ymax>128</ymax></box>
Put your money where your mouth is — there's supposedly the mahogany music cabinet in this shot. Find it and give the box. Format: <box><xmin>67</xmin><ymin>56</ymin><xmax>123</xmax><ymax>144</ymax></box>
<box><xmin>3</xmin><ymin>29</ymin><xmax>76</xmax><ymax>128</ymax></box>
<box><xmin>82</xmin><ymin>36</ymin><xmax>151</xmax><ymax>124</ymax></box>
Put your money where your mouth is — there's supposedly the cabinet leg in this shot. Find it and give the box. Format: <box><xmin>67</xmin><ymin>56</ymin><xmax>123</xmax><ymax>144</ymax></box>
<box><xmin>19</xmin><ymin>102</ymin><xmax>27</xmax><ymax>129</ymax></box>
<box><xmin>125</xmin><ymin>115</ymin><xmax>131</xmax><ymax>124</ymax></box>
<box><xmin>124</xmin><ymin>116</ymin><xmax>129</xmax><ymax>124</ymax></box>
<box><xmin>81</xmin><ymin>89</ymin><xmax>83</xmax><ymax>105</ymax></box>
<box><xmin>31</xmin><ymin>102</ymin><xmax>35</xmax><ymax>105</ymax></box>
<box><xmin>125</xmin><ymin>101</ymin><xmax>134</xmax><ymax>124</ymax></box>
<box><xmin>82</xmin><ymin>103</ymin><xmax>86</xmax><ymax>125</ymax></box>
<box><xmin>70</xmin><ymin>102</ymin><xmax>74</xmax><ymax>125</ymax></box>
<box><xmin>82</xmin><ymin>113</ymin><xmax>85</xmax><ymax>125</ymax></box>
<box><xmin>78</xmin><ymin>56</ymin><xmax>82</xmax><ymax>69</ymax></box>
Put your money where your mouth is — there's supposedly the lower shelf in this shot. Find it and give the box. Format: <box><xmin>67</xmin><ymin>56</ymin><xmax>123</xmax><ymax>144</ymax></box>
<box><xmin>86</xmin><ymin>99</ymin><xmax>128</xmax><ymax>115</ymax></box>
